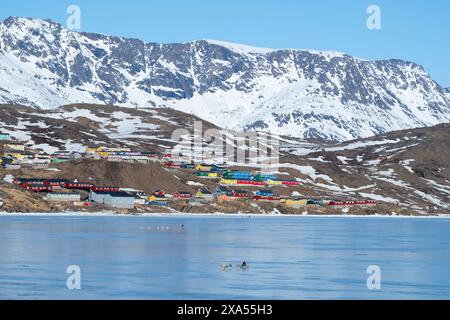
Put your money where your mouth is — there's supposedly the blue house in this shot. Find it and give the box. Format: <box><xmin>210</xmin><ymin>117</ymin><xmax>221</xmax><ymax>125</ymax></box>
<box><xmin>223</xmin><ymin>171</ymin><xmax>253</xmax><ymax>180</ymax></box>
<box><xmin>213</xmin><ymin>186</ymin><xmax>232</xmax><ymax>197</ymax></box>
<box><xmin>256</xmin><ymin>190</ymin><xmax>275</xmax><ymax>197</ymax></box>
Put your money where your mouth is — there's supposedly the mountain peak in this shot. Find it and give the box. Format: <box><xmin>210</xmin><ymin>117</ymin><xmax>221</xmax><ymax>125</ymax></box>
<box><xmin>2</xmin><ymin>16</ymin><xmax>60</xmax><ymax>28</ymax></box>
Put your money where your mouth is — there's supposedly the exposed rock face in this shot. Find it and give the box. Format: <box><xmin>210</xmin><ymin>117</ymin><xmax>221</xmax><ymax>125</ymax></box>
<box><xmin>0</xmin><ymin>17</ymin><xmax>450</xmax><ymax>141</ymax></box>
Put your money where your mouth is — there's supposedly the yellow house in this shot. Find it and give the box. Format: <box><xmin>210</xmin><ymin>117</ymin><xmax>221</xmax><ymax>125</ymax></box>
<box><xmin>12</xmin><ymin>153</ymin><xmax>27</xmax><ymax>160</ymax></box>
<box><xmin>4</xmin><ymin>152</ymin><xmax>26</xmax><ymax>160</ymax></box>
<box><xmin>92</xmin><ymin>150</ymin><xmax>110</xmax><ymax>158</ymax></box>
<box><xmin>204</xmin><ymin>172</ymin><xmax>218</xmax><ymax>178</ymax></box>
<box><xmin>285</xmin><ymin>199</ymin><xmax>308</xmax><ymax>208</ymax></box>
<box><xmin>195</xmin><ymin>164</ymin><xmax>208</xmax><ymax>172</ymax></box>
<box><xmin>148</xmin><ymin>195</ymin><xmax>167</xmax><ymax>202</ymax></box>
<box><xmin>266</xmin><ymin>179</ymin><xmax>283</xmax><ymax>186</ymax></box>
<box><xmin>220</xmin><ymin>179</ymin><xmax>238</xmax><ymax>185</ymax></box>
<box><xmin>4</xmin><ymin>143</ymin><xmax>25</xmax><ymax>151</ymax></box>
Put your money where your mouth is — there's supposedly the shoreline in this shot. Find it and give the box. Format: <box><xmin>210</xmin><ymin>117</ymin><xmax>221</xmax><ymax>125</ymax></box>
<box><xmin>1</xmin><ymin>211</ymin><xmax>449</xmax><ymax>219</ymax></box>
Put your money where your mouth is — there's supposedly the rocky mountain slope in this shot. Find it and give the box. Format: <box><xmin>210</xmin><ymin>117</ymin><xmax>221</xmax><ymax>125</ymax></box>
<box><xmin>0</xmin><ymin>103</ymin><xmax>218</xmax><ymax>153</ymax></box>
<box><xmin>282</xmin><ymin>124</ymin><xmax>450</xmax><ymax>214</ymax></box>
<box><xmin>1</xmin><ymin>17</ymin><xmax>449</xmax><ymax>141</ymax></box>
<box><xmin>1</xmin><ymin>103</ymin><xmax>448</xmax><ymax>215</ymax></box>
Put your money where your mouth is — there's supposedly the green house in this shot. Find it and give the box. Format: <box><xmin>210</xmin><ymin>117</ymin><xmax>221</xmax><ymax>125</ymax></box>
<box><xmin>51</xmin><ymin>158</ymin><xmax>69</xmax><ymax>164</ymax></box>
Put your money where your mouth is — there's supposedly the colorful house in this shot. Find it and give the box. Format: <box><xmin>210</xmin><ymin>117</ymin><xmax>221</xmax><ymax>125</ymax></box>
<box><xmin>223</xmin><ymin>171</ymin><xmax>253</xmax><ymax>180</ymax></box>
<box><xmin>285</xmin><ymin>199</ymin><xmax>308</xmax><ymax>208</ymax></box>
<box><xmin>328</xmin><ymin>200</ymin><xmax>377</xmax><ymax>206</ymax></box>
<box><xmin>213</xmin><ymin>186</ymin><xmax>232</xmax><ymax>197</ymax></box>
<box><xmin>307</xmin><ymin>199</ymin><xmax>328</xmax><ymax>206</ymax></box>
<box><xmin>266</xmin><ymin>179</ymin><xmax>283</xmax><ymax>186</ymax></box>
<box><xmin>148</xmin><ymin>200</ymin><xmax>169</xmax><ymax>207</ymax></box>
<box><xmin>148</xmin><ymin>195</ymin><xmax>168</xmax><ymax>202</ymax></box>
<box><xmin>3</xmin><ymin>143</ymin><xmax>25</xmax><ymax>151</ymax></box>
<box><xmin>236</xmin><ymin>180</ymin><xmax>265</xmax><ymax>187</ymax></box>
<box><xmin>14</xmin><ymin>178</ymin><xmax>46</xmax><ymax>185</ymax></box>
<box><xmin>152</xmin><ymin>190</ymin><xmax>166</xmax><ymax>198</ymax></box>
<box><xmin>253</xmin><ymin>195</ymin><xmax>282</xmax><ymax>202</ymax></box>
<box><xmin>0</xmin><ymin>133</ymin><xmax>11</xmax><ymax>141</ymax></box>
<box><xmin>196</xmin><ymin>164</ymin><xmax>213</xmax><ymax>172</ymax></box>
<box><xmin>173</xmin><ymin>192</ymin><xmax>193</xmax><ymax>200</ymax></box>
<box><xmin>256</xmin><ymin>190</ymin><xmax>275</xmax><ymax>197</ymax></box>
<box><xmin>64</xmin><ymin>182</ymin><xmax>93</xmax><ymax>190</ymax></box>
<box><xmin>253</xmin><ymin>174</ymin><xmax>278</xmax><ymax>182</ymax></box>
<box><xmin>196</xmin><ymin>188</ymin><xmax>214</xmax><ymax>201</ymax></box>
<box><xmin>228</xmin><ymin>190</ymin><xmax>249</xmax><ymax>198</ymax></box>
<box><xmin>23</xmin><ymin>183</ymin><xmax>53</xmax><ymax>193</ymax></box>
<box><xmin>280</xmin><ymin>180</ymin><xmax>301</xmax><ymax>186</ymax></box>
<box><xmin>253</xmin><ymin>190</ymin><xmax>281</xmax><ymax>202</ymax></box>
<box><xmin>266</xmin><ymin>179</ymin><xmax>300</xmax><ymax>186</ymax></box>
<box><xmin>44</xmin><ymin>179</ymin><xmax>70</xmax><ymax>187</ymax></box>
<box><xmin>91</xmin><ymin>186</ymin><xmax>121</xmax><ymax>193</ymax></box>
<box><xmin>180</xmin><ymin>163</ymin><xmax>196</xmax><ymax>169</ymax></box>
<box><xmin>196</xmin><ymin>171</ymin><xmax>218</xmax><ymax>179</ymax></box>
<box><xmin>164</xmin><ymin>161</ymin><xmax>179</xmax><ymax>168</ymax></box>
<box><xmin>107</xmin><ymin>147</ymin><xmax>131</xmax><ymax>153</ymax></box>
<box><xmin>0</xmin><ymin>157</ymin><xmax>14</xmax><ymax>168</ymax></box>
<box><xmin>4</xmin><ymin>152</ymin><xmax>28</xmax><ymax>161</ymax></box>
<box><xmin>220</xmin><ymin>178</ymin><xmax>238</xmax><ymax>186</ymax></box>
<box><xmin>217</xmin><ymin>195</ymin><xmax>237</xmax><ymax>203</ymax></box>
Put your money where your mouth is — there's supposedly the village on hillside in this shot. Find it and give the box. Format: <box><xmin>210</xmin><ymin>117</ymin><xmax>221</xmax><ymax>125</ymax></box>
<box><xmin>0</xmin><ymin>131</ymin><xmax>380</xmax><ymax>213</ymax></box>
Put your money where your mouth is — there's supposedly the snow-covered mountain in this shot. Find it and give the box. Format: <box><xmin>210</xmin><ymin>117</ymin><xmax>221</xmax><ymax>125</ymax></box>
<box><xmin>1</xmin><ymin>17</ymin><xmax>449</xmax><ymax>141</ymax></box>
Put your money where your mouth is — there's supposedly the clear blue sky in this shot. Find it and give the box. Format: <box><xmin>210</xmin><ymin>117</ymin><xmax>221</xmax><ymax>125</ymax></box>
<box><xmin>1</xmin><ymin>0</ymin><xmax>449</xmax><ymax>87</ymax></box>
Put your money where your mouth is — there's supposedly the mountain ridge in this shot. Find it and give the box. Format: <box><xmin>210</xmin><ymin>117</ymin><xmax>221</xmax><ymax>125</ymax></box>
<box><xmin>0</xmin><ymin>17</ymin><xmax>449</xmax><ymax>141</ymax></box>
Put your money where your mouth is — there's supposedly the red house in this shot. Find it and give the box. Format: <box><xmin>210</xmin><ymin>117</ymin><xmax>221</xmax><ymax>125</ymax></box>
<box><xmin>24</xmin><ymin>184</ymin><xmax>53</xmax><ymax>192</ymax></box>
<box><xmin>153</xmin><ymin>190</ymin><xmax>166</xmax><ymax>198</ymax></box>
<box><xmin>163</xmin><ymin>161</ymin><xmax>179</xmax><ymax>168</ymax></box>
<box><xmin>64</xmin><ymin>182</ymin><xmax>93</xmax><ymax>190</ymax></box>
<box><xmin>173</xmin><ymin>192</ymin><xmax>193</xmax><ymax>199</ymax></box>
<box><xmin>253</xmin><ymin>195</ymin><xmax>282</xmax><ymax>202</ymax></box>
<box><xmin>91</xmin><ymin>186</ymin><xmax>121</xmax><ymax>192</ymax></box>
<box><xmin>44</xmin><ymin>179</ymin><xmax>69</xmax><ymax>187</ymax></box>
<box><xmin>328</xmin><ymin>200</ymin><xmax>377</xmax><ymax>206</ymax></box>
<box><xmin>237</xmin><ymin>180</ymin><xmax>265</xmax><ymax>186</ymax></box>
<box><xmin>228</xmin><ymin>190</ymin><xmax>249</xmax><ymax>198</ymax></box>
<box><xmin>281</xmin><ymin>180</ymin><xmax>301</xmax><ymax>186</ymax></box>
